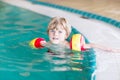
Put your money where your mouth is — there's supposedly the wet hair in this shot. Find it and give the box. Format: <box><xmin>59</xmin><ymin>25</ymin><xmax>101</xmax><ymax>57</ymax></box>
<box><xmin>47</xmin><ymin>17</ymin><xmax>71</xmax><ymax>38</ymax></box>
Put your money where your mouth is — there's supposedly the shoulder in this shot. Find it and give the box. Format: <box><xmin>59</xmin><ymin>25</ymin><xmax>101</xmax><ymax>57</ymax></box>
<box><xmin>64</xmin><ymin>40</ymin><xmax>70</xmax><ymax>48</ymax></box>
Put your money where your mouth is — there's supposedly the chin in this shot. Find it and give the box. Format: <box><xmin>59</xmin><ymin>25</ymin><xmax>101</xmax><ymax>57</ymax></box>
<box><xmin>52</xmin><ymin>42</ymin><xmax>59</xmax><ymax>44</ymax></box>
<box><xmin>51</xmin><ymin>41</ymin><xmax>60</xmax><ymax>44</ymax></box>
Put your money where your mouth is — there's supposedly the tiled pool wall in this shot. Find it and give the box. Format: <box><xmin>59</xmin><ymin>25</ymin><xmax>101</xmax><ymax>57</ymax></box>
<box><xmin>28</xmin><ymin>0</ymin><xmax>120</xmax><ymax>28</ymax></box>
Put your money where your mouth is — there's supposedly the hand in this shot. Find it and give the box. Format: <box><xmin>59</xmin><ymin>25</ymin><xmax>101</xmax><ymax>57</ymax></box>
<box><xmin>103</xmin><ymin>48</ymin><xmax>120</xmax><ymax>53</ymax></box>
<box><xmin>40</xmin><ymin>41</ymin><xmax>47</xmax><ymax>46</ymax></box>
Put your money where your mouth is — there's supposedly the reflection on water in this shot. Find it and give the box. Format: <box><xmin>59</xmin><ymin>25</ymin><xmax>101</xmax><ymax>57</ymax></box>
<box><xmin>1</xmin><ymin>46</ymin><xmax>95</xmax><ymax>72</ymax></box>
<box><xmin>0</xmin><ymin>48</ymin><xmax>96</xmax><ymax>77</ymax></box>
<box><xmin>0</xmin><ymin>47</ymin><xmax>95</xmax><ymax>75</ymax></box>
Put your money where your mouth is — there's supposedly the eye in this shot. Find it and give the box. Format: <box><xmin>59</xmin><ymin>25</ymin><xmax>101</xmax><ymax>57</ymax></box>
<box><xmin>50</xmin><ymin>30</ymin><xmax>55</xmax><ymax>32</ymax></box>
<box><xmin>58</xmin><ymin>31</ymin><xmax>62</xmax><ymax>33</ymax></box>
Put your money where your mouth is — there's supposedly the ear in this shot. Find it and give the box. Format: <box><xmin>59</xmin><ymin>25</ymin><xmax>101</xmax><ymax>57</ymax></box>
<box><xmin>65</xmin><ymin>34</ymin><xmax>68</xmax><ymax>39</ymax></box>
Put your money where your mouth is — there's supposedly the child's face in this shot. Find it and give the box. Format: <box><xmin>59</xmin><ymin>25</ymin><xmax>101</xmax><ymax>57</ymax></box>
<box><xmin>48</xmin><ymin>25</ymin><xmax>67</xmax><ymax>44</ymax></box>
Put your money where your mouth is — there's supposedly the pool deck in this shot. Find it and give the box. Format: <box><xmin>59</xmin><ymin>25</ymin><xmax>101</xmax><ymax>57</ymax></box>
<box><xmin>40</xmin><ymin>0</ymin><xmax>120</xmax><ymax>21</ymax></box>
<box><xmin>2</xmin><ymin>0</ymin><xmax>120</xmax><ymax>80</ymax></box>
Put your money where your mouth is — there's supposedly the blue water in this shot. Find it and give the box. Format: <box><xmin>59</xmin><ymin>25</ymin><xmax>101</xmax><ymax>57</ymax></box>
<box><xmin>0</xmin><ymin>1</ymin><xmax>96</xmax><ymax>80</ymax></box>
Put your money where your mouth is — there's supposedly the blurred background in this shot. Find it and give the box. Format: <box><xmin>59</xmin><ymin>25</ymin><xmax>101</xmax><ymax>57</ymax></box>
<box><xmin>40</xmin><ymin>0</ymin><xmax>120</xmax><ymax>21</ymax></box>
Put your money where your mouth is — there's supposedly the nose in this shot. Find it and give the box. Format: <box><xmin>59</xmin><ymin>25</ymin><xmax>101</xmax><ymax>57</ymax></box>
<box><xmin>54</xmin><ymin>31</ymin><xmax>59</xmax><ymax>36</ymax></box>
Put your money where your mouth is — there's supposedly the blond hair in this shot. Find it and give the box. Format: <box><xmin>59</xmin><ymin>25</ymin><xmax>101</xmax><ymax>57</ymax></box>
<box><xmin>47</xmin><ymin>17</ymin><xmax>71</xmax><ymax>38</ymax></box>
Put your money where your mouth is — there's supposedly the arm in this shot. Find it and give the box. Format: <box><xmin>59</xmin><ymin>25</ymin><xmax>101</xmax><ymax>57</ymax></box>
<box><xmin>84</xmin><ymin>43</ymin><xmax>120</xmax><ymax>53</ymax></box>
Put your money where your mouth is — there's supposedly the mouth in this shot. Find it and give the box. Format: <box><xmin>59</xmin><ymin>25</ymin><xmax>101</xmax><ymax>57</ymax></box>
<box><xmin>53</xmin><ymin>38</ymin><xmax>59</xmax><ymax>40</ymax></box>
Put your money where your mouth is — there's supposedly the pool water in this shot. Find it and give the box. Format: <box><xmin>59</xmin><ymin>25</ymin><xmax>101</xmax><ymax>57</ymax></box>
<box><xmin>0</xmin><ymin>1</ymin><xmax>96</xmax><ymax>80</ymax></box>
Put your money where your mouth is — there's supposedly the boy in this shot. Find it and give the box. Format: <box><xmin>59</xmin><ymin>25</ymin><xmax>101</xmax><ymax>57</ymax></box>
<box><xmin>40</xmin><ymin>17</ymin><xmax>120</xmax><ymax>53</ymax></box>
